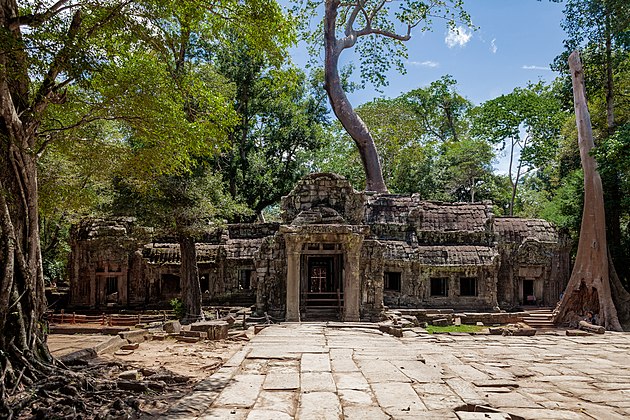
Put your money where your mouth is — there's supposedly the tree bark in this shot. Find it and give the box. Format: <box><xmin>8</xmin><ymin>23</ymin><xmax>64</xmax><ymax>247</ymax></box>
<box><xmin>178</xmin><ymin>234</ymin><xmax>203</xmax><ymax>324</ymax></box>
<box><xmin>0</xmin><ymin>1</ymin><xmax>55</xmax><ymax>413</ymax></box>
<box><xmin>323</xmin><ymin>0</ymin><xmax>387</xmax><ymax>192</ymax></box>
<box><xmin>554</xmin><ymin>51</ymin><xmax>622</xmax><ymax>331</ymax></box>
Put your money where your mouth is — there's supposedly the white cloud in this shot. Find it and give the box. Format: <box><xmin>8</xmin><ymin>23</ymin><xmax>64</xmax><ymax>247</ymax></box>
<box><xmin>522</xmin><ymin>65</ymin><xmax>551</xmax><ymax>71</ymax></box>
<box><xmin>490</xmin><ymin>38</ymin><xmax>497</xmax><ymax>54</ymax></box>
<box><xmin>445</xmin><ymin>26</ymin><xmax>472</xmax><ymax>48</ymax></box>
<box><xmin>408</xmin><ymin>60</ymin><xmax>439</xmax><ymax>68</ymax></box>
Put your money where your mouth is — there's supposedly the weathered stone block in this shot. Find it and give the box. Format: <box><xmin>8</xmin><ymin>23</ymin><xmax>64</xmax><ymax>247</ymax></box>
<box><xmin>432</xmin><ymin>318</ymin><xmax>450</xmax><ymax>327</ymax></box>
<box><xmin>163</xmin><ymin>320</ymin><xmax>181</xmax><ymax>334</ymax></box>
<box><xmin>191</xmin><ymin>321</ymin><xmax>229</xmax><ymax>340</ymax></box>
<box><xmin>119</xmin><ymin>329</ymin><xmax>150</xmax><ymax>344</ymax></box>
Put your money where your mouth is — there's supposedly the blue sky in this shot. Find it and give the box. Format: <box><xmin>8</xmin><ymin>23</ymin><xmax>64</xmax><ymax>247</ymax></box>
<box><xmin>288</xmin><ymin>0</ymin><xmax>567</xmax><ymax>106</ymax></box>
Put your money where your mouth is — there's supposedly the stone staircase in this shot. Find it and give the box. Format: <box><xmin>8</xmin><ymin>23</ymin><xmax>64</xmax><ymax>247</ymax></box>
<box><xmin>302</xmin><ymin>292</ymin><xmax>343</xmax><ymax>321</ymax></box>
<box><xmin>523</xmin><ymin>307</ymin><xmax>556</xmax><ymax>329</ymax></box>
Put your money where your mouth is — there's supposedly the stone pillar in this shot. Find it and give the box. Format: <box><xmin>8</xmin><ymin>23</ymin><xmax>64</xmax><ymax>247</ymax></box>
<box><xmin>285</xmin><ymin>235</ymin><xmax>301</xmax><ymax>322</ymax></box>
<box><xmin>343</xmin><ymin>234</ymin><xmax>363</xmax><ymax>322</ymax></box>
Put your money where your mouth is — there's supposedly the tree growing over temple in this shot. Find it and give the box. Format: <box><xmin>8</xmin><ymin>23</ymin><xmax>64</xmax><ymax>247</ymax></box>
<box><xmin>0</xmin><ymin>0</ymin><xmax>290</xmax><ymax>415</ymax></box>
<box><xmin>298</xmin><ymin>0</ymin><xmax>472</xmax><ymax>192</ymax></box>
<box><xmin>554</xmin><ymin>51</ymin><xmax>625</xmax><ymax>330</ymax></box>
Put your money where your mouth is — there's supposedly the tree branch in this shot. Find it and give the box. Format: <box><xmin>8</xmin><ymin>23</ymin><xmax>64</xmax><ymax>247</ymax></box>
<box><xmin>8</xmin><ymin>0</ymin><xmax>75</xmax><ymax>30</ymax></box>
<box><xmin>357</xmin><ymin>25</ymin><xmax>412</xmax><ymax>41</ymax></box>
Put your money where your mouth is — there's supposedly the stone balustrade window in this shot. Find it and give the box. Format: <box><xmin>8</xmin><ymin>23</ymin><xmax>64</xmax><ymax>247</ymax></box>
<box><xmin>430</xmin><ymin>277</ymin><xmax>448</xmax><ymax>296</ymax></box>
<box><xmin>384</xmin><ymin>272</ymin><xmax>401</xmax><ymax>292</ymax></box>
<box><xmin>459</xmin><ymin>277</ymin><xmax>478</xmax><ymax>296</ymax></box>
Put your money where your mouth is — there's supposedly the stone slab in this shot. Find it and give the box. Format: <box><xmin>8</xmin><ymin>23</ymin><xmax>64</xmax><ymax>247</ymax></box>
<box><xmin>263</xmin><ymin>372</ymin><xmax>299</xmax><ymax>390</ymax></box>
<box><xmin>300</xmin><ymin>352</ymin><xmax>331</xmax><ymax>372</ymax></box>
<box><xmin>253</xmin><ymin>390</ymin><xmax>297</xmax><ymax>415</ymax></box>
<box><xmin>372</xmin><ymin>382</ymin><xmax>427</xmax><ymax>416</ymax></box>
<box><xmin>213</xmin><ymin>374</ymin><xmax>265</xmax><ymax>408</ymax></box>
<box><xmin>296</xmin><ymin>391</ymin><xmax>341</xmax><ymax>420</ymax></box>
<box><xmin>301</xmin><ymin>371</ymin><xmax>336</xmax><ymax>392</ymax></box>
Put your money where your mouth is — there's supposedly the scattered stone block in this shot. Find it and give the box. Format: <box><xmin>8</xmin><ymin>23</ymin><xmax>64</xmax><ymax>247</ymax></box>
<box><xmin>181</xmin><ymin>330</ymin><xmax>207</xmax><ymax>338</ymax></box>
<box><xmin>254</xmin><ymin>325</ymin><xmax>268</xmax><ymax>335</ymax></box>
<box><xmin>119</xmin><ymin>329</ymin><xmax>150</xmax><ymax>344</ymax></box>
<box><xmin>476</xmin><ymin>322</ymin><xmax>484</xmax><ymax>326</ymax></box>
<box><xmin>454</xmin><ymin>317</ymin><xmax>462</xmax><ymax>326</ymax></box>
<box><xmin>432</xmin><ymin>318</ymin><xmax>450</xmax><ymax>327</ymax></box>
<box><xmin>191</xmin><ymin>320</ymin><xmax>229</xmax><ymax>340</ymax></box>
<box><xmin>567</xmin><ymin>329</ymin><xmax>590</xmax><ymax>336</ymax></box>
<box><xmin>489</xmin><ymin>327</ymin><xmax>504</xmax><ymax>335</ymax></box>
<box><xmin>120</xmin><ymin>343</ymin><xmax>139</xmax><ymax>350</ymax></box>
<box><xmin>163</xmin><ymin>320</ymin><xmax>181</xmax><ymax>334</ymax></box>
<box><xmin>118</xmin><ymin>370</ymin><xmax>140</xmax><ymax>380</ymax></box>
<box><xmin>579</xmin><ymin>320</ymin><xmax>605</xmax><ymax>334</ymax></box>
<box><xmin>378</xmin><ymin>324</ymin><xmax>403</xmax><ymax>337</ymax></box>
<box><xmin>176</xmin><ymin>336</ymin><xmax>200</xmax><ymax>343</ymax></box>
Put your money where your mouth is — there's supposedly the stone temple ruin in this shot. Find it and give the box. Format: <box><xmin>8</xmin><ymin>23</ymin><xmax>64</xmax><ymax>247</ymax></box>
<box><xmin>69</xmin><ymin>173</ymin><xmax>570</xmax><ymax>321</ymax></box>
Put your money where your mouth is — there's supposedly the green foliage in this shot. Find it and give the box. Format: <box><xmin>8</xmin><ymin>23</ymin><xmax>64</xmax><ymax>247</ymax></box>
<box><xmin>212</xmin><ymin>39</ymin><xmax>329</xmax><ymax>217</ymax></box>
<box><xmin>295</xmin><ymin>0</ymin><xmax>472</xmax><ymax>89</ymax></box>
<box><xmin>113</xmin><ymin>165</ymin><xmax>249</xmax><ymax>237</ymax></box>
<box><xmin>539</xmin><ymin>170</ymin><xmax>584</xmax><ymax>240</ymax></box>
<box><xmin>425</xmin><ymin>324</ymin><xmax>485</xmax><ymax>334</ymax></box>
<box><xmin>170</xmin><ymin>298</ymin><xmax>185</xmax><ymax>319</ymax></box>
<box><xmin>441</xmin><ymin>137</ymin><xmax>495</xmax><ymax>202</ymax></box>
<box><xmin>311</xmin><ymin>75</ymin><xmax>497</xmax><ymax>202</ymax></box>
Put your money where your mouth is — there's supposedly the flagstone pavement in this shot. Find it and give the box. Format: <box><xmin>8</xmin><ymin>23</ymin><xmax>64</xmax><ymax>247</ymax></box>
<box><xmin>164</xmin><ymin>323</ymin><xmax>630</xmax><ymax>419</ymax></box>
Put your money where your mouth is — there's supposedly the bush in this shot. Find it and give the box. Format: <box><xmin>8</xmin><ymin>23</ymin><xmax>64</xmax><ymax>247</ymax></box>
<box><xmin>170</xmin><ymin>298</ymin><xmax>184</xmax><ymax>319</ymax></box>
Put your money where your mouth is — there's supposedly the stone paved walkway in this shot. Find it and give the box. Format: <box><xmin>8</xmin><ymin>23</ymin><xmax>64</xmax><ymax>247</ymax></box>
<box><xmin>166</xmin><ymin>324</ymin><xmax>630</xmax><ymax>419</ymax></box>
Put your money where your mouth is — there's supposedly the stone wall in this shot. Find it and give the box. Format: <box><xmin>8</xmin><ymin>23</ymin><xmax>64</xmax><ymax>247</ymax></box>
<box><xmin>68</xmin><ymin>174</ymin><xmax>570</xmax><ymax>317</ymax></box>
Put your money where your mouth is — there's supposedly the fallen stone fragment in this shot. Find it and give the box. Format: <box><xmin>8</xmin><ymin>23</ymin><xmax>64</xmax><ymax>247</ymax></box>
<box><xmin>163</xmin><ymin>320</ymin><xmax>182</xmax><ymax>334</ymax></box>
<box><xmin>432</xmin><ymin>318</ymin><xmax>450</xmax><ymax>327</ymax></box>
<box><xmin>566</xmin><ymin>329</ymin><xmax>590</xmax><ymax>336</ymax></box>
<box><xmin>118</xmin><ymin>370</ymin><xmax>140</xmax><ymax>380</ymax></box>
<box><xmin>120</xmin><ymin>342</ymin><xmax>140</xmax><ymax>350</ymax></box>
<box><xmin>176</xmin><ymin>336</ymin><xmax>200</xmax><ymax>343</ymax></box>
<box><xmin>579</xmin><ymin>320</ymin><xmax>605</xmax><ymax>334</ymax></box>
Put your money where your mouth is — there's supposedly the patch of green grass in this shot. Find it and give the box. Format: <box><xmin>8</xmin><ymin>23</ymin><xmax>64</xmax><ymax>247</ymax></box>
<box><xmin>424</xmin><ymin>324</ymin><xmax>486</xmax><ymax>334</ymax></box>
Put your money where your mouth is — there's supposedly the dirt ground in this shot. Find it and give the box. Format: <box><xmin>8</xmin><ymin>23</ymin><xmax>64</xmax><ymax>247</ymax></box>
<box><xmin>97</xmin><ymin>334</ymin><xmax>246</xmax><ymax>380</ymax></box>
<box><xmin>83</xmin><ymin>331</ymin><xmax>248</xmax><ymax>418</ymax></box>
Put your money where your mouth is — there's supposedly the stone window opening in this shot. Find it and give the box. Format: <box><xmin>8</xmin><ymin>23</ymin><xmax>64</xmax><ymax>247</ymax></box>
<box><xmin>239</xmin><ymin>269</ymin><xmax>252</xmax><ymax>290</ymax></box>
<box><xmin>200</xmin><ymin>274</ymin><xmax>210</xmax><ymax>294</ymax></box>
<box><xmin>384</xmin><ymin>272</ymin><xmax>401</xmax><ymax>292</ymax></box>
<box><xmin>161</xmin><ymin>274</ymin><xmax>180</xmax><ymax>295</ymax></box>
<box><xmin>430</xmin><ymin>277</ymin><xmax>448</xmax><ymax>297</ymax></box>
<box><xmin>459</xmin><ymin>277</ymin><xmax>478</xmax><ymax>296</ymax></box>
<box><xmin>106</xmin><ymin>276</ymin><xmax>118</xmax><ymax>295</ymax></box>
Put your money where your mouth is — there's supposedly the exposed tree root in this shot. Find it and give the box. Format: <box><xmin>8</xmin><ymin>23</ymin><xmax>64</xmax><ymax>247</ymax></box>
<box><xmin>0</xmin><ymin>354</ymin><xmax>193</xmax><ymax>419</ymax></box>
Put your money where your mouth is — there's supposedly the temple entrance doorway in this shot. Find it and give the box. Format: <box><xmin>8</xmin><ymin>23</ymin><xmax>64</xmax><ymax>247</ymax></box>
<box><xmin>300</xmin><ymin>245</ymin><xmax>343</xmax><ymax>320</ymax></box>
<box><xmin>523</xmin><ymin>279</ymin><xmax>536</xmax><ymax>305</ymax></box>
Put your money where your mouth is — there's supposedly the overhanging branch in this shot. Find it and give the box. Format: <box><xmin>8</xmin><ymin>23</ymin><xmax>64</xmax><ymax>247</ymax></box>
<box><xmin>8</xmin><ymin>0</ymin><xmax>75</xmax><ymax>30</ymax></box>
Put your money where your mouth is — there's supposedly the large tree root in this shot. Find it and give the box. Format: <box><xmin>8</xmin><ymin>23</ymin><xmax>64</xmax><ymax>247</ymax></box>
<box><xmin>0</xmin><ymin>352</ymin><xmax>193</xmax><ymax>419</ymax></box>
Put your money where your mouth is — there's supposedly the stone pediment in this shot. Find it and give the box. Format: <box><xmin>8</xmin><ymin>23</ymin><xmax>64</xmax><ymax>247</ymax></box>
<box><xmin>292</xmin><ymin>205</ymin><xmax>345</xmax><ymax>226</ymax></box>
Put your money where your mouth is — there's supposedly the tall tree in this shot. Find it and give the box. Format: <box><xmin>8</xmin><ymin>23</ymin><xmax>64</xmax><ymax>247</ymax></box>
<box><xmin>299</xmin><ymin>0</ymin><xmax>471</xmax><ymax>192</ymax></box>
<box><xmin>112</xmin><ymin>167</ymin><xmax>246</xmax><ymax>323</ymax></box>
<box><xmin>554</xmin><ymin>51</ymin><xmax>622</xmax><ymax>330</ymax></box>
<box><xmin>214</xmin><ymin>40</ymin><xmax>328</xmax><ymax>220</ymax></box>
<box><xmin>553</xmin><ymin>0</ymin><xmax>630</xmax><ymax>286</ymax></box>
<box><xmin>472</xmin><ymin>83</ymin><xmax>563</xmax><ymax>215</ymax></box>
<box><xmin>0</xmin><ymin>0</ymin><xmax>290</xmax><ymax>414</ymax></box>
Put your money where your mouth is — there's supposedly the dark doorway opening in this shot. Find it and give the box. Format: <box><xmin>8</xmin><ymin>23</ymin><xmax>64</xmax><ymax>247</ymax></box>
<box><xmin>523</xmin><ymin>279</ymin><xmax>535</xmax><ymax>305</ymax></box>
<box><xmin>302</xmin><ymin>253</ymin><xmax>343</xmax><ymax>320</ymax></box>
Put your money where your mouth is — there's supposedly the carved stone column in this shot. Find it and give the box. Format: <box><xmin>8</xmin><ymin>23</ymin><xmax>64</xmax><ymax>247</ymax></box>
<box><xmin>285</xmin><ymin>234</ymin><xmax>302</xmax><ymax>322</ymax></box>
<box><xmin>343</xmin><ymin>233</ymin><xmax>364</xmax><ymax>322</ymax></box>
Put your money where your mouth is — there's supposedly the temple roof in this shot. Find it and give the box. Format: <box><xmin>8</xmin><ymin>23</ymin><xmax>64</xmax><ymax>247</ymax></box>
<box><xmin>494</xmin><ymin>218</ymin><xmax>559</xmax><ymax>243</ymax></box>
<box><xmin>382</xmin><ymin>241</ymin><xmax>499</xmax><ymax>266</ymax></box>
